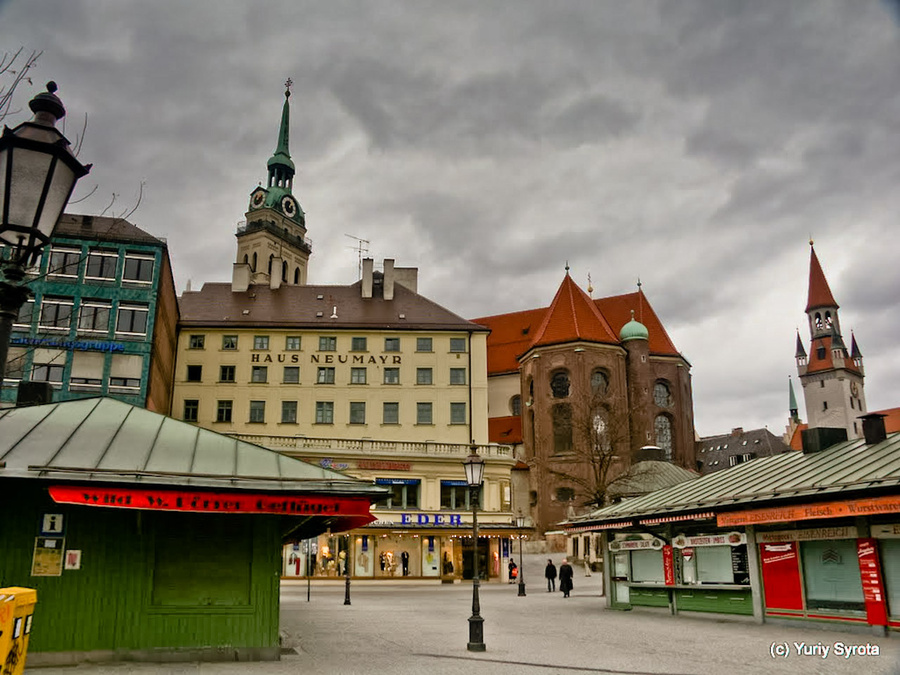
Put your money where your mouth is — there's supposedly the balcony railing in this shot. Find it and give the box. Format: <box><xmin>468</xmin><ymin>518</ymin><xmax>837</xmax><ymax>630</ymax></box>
<box><xmin>225</xmin><ymin>433</ymin><xmax>513</xmax><ymax>459</ymax></box>
<box><xmin>236</xmin><ymin>219</ymin><xmax>312</xmax><ymax>254</ymax></box>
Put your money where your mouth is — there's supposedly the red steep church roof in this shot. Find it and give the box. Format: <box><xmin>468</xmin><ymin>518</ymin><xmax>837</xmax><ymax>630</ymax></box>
<box><xmin>806</xmin><ymin>244</ymin><xmax>839</xmax><ymax>312</ymax></box>
<box><xmin>488</xmin><ymin>416</ymin><xmax>523</xmax><ymax>444</ymax></box>
<box><xmin>805</xmin><ymin>336</ymin><xmax>861</xmax><ymax>375</ymax></box>
<box><xmin>474</xmin><ymin>278</ymin><xmax>683</xmax><ymax>376</ymax></box>
<box><xmin>527</xmin><ymin>273</ymin><xmax>618</xmax><ymax>350</ymax></box>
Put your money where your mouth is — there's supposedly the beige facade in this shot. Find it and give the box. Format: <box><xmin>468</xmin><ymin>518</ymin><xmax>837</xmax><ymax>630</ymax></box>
<box><xmin>173</xmin><ymin>327</ymin><xmax>488</xmax><ymax>444</ymax></box>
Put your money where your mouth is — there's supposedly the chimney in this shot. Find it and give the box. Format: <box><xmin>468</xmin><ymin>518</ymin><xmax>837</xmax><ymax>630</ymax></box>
<box><xmin>383</xmin><ymin>258</ymin><xmax>395</xmax><ymax>301</ymax></box>
<box><xmin>801</xmin><ymin>427</ymin><xmax>848</xmax><ymax>454</ymax></box>
<box><xmin>269</xmin><ymin>256</ymin><xmax>283</xmax><ymax>290</ymax></box>
<box><xmin>17</xmin><ymin>381</ymin><xmax>53</xmax><ymax>407</ymax></box>
<box><xmin>394</xmin><ymin>266</ymin><xmax>418</xmax><ymax>294</ymax></box>
<box><xmin>231</xmin><ymin>262</ymin><xmax>251</xmax><ymax>293</ymax></box>
<box><xmin>860</xmin><ymin>413</ymin><xmax>887</xmax><ymax>446</ymax></box>
<box><xmin>731</xmin><ymin>427</ymin><xmax>743</xmax><ymax>437</ymax></box>
<box><xmin>361</xmin><ymin>258</ymin><xmax>374</xmax><ymax>299</ymax></box>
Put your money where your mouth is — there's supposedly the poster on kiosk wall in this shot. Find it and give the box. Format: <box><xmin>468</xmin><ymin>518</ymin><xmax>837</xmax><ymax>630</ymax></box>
<box><xmin>759</xmin><ymin>542</ymin><xmax>803</xmax><ymax>611</ymax></box>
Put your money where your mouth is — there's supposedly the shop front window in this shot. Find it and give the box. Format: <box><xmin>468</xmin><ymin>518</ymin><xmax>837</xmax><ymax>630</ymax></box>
<box><xmin>801</xmin><ymin>539</ymin><xmax>865</xmax><ymax>612</ymax></box>
<box><xmin>630</xmin><ymin>549</ymin><xmax>664</xmax><ymax>583</ymax></box>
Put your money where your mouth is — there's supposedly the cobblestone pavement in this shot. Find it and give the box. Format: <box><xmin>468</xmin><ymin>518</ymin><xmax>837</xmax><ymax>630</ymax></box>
<box><xmin>27</xmin><ymin>554</ymin><xmax>900</xmax><ymax>674</ymax></box>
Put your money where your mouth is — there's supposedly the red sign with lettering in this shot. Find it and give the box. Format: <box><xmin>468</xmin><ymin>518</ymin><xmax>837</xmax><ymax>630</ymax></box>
<box><xmin>857</xmin><ymin>538</ymin><xmax>888</xmax><ymax>626</ymax></box>
<box><xmin>49</xmin><ymin>485</ymin><xmax>374</xmax><ymax>518</ymax></box>
<box><xmin>663</xmin><ymin>545</ymin><xmax>675</xmax><ymax>586</ymax></box>
<box><xmin>760</xmin><ymin>542</ymin><xmax>803</xmax><ymax>610</ymax></box>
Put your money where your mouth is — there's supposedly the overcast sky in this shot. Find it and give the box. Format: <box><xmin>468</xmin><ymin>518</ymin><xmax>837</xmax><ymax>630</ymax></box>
<box><xmin>2</xmin><ymin>0</ymin><xmax>898</xmax><ymax>437</ymax></box>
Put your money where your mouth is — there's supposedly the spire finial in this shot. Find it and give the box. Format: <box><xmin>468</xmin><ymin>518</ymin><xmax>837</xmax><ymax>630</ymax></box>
<box><xmin>284</xmin><ymin>77</ymin><xmax>293</xmax><ymax>98</ymax></box>
<box><xmin>587</xmin><ymin>272</ymin><xmax>593</xmax><ymax>296</ymax></box>
<box><xmin>637</xmin><ymin>277</ymin><xmax>642</xmax><ymax>290</ymax></box>
<box><xmin>565</xmin><ymin>261</ymin><xmax>570</xmax><ymax>274</ymax></box>
<box><xmin>809</xmin><ymin>236</ymin><xmax>814</xmax><ymax>246</ymax></box>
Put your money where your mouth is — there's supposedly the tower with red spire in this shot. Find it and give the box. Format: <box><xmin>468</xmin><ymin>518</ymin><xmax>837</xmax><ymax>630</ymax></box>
<box><xmin>798</xmin><ymin>242</ymin><xmax>866</xmax><ymax>438</ymax></box>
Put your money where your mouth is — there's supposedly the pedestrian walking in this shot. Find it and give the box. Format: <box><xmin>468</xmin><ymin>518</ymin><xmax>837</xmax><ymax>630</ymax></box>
<box><xmin>545</xmin><ymin>558</ymin><xmax>557</xmax><ymax>592</ymax></box>
<box><xmin>508</xmin><ymin>558</ymin><xmax>518</xmax><ymax>583</ymax></box>
<box><xmin>559</xmin><ymin>558</ymin><xmax>574</xmax><ymax>598</ymax></box>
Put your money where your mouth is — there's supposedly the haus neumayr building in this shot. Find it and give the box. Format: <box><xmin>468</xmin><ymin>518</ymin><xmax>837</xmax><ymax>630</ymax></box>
<box><xmin>172</xmin><ymin>82</ymin><xmax>520</xmax><ymax>581</ymax></box>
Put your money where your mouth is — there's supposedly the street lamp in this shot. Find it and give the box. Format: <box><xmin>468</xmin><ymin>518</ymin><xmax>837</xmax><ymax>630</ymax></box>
<box><xmin>463</xmin><ymin>446</ymin><xmax>485</xmax><ymax>652</ymax></box>
<box><xmin>515</xmin><ymin>513</ymin><xmax>526</xmax><ymax>597</ymax></box>
<box><xmin>0</xmin><ymin>82</ymin><xmax>90</xmax><ymax>383</ymax></box>
<box><xmin>343</xmin><ymin>534</ymin><xmax>351</xmax><ymax>606</ymax></box>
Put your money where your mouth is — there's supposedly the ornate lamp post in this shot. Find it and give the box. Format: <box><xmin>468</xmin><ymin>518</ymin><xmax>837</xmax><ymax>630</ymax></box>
<box><xmin>516</xmin><ymin>513</ymin><xmax>526</xmax><ymax>597</ymax></box>
<box><xmin>343</xmin><ymin>534</ymin><xmax>351</xmax><ymax>606</ymax></box>
<box><xmin>0</xmin><ymin>82</ymin><xmax>90</xmax><ymax>383</ymax></box>
<box><xmin>463</xmin><ymin>447</ymin><xmax>485</xmax><ymax>652</ymax></box>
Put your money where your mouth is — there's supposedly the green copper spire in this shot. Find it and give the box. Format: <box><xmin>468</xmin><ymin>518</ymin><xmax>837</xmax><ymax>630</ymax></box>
<box><xmin>789</xmin><ymin>376</ymin><xmax>799</xmax><ymax>420</ymax></box>
<box><xmin>267</xmin><ymin>79</ymin><xmax>295</xmax><ymax>185</ymax></box>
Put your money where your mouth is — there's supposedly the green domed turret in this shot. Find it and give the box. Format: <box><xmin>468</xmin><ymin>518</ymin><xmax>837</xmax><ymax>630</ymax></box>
<box><xmin>619</xmin><ymin>310</ymin><xmax>648</xmax><ymax>342</ymax></box>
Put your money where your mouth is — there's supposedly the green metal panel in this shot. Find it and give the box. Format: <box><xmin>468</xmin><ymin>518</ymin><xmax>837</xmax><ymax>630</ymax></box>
<box><xmin>629</xmin><ymin>587</ymin><xmax>669</xmax><ymax>607</ymax></box>
<box><xmin>0</xmin><ymin>480</ymin><xmax>281</xmax><ymax>654</ymax></box>
<box><xmin>675</xmin><ymin>588</ymin><xmax>753</xmax><ymax>615</ymax></box>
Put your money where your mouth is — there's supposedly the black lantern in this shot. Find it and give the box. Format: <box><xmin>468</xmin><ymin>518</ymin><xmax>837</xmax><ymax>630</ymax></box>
<box><xmin>463</xmin><ymin>447</ymin><xmax>486</xmax><ymax>652</ymax></box>
<box><xmin>0</xmin><ymin>82</ymin><xmax>90</xmax><ymax>385</ymax></box>
<box><xmin>515</xmin><ymin>513</ymin><xmax>526</xmax><ymax>597</ymax></box>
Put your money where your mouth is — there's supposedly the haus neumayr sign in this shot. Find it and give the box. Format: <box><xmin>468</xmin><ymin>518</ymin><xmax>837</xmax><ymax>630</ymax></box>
<box><xmin>250</xmin><ymin>352</ymin><xmax>404</xmax><ymax>365</ymax></box>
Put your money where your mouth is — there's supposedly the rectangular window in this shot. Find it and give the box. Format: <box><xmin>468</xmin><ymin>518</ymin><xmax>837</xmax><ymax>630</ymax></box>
<box><xmin>317</xmin><ymin>367</ymin><xmax>335</xmax><ymax>384</ymax></box>
<box><xmin>189</xmin><ymin>334</ymin><xmax>205</xmax><ymax>349</ymax></box>
<box><xmin>31</xmin><ymin>363</ymin><xmax>65</xmax><ymax>384</ymax></box>
<box><xmin>450</xmin><ymin>402</ymin><xmax>467</xmax><ymax>425</ymax></box>
<box><xmin>351</xmin><ymin>336</ymin><xmax>367</xmax><ymax>351</ymax></box>
<box><xmin>319</xmin><ymin>336</ymin><xmax>337</xmax><ymax>351</ymax></box>
<box><xmin>69</xmin><ymin>377</ymin><xmax>102</xmax><ymax>390</ymax></box>
<box><xmin>123</xmin><ymin>254</ymin><xmax>155</xmax><ymax>283</ymax></box>
<box><xmin>376</xmin><ymin>479</ymin><xmax>420</xmax><ymax>509</ymax></box>
<box><xmin>285</xmin><ymin>336</ymin><xmax>301</xmax><ymax>351</ymax></box>
<box><xmin>450</xmin><ymin>368</ymin><xmax>466</xmax><ymax>385</ymax></box>
<box><xmin>384</xmin><ymin>367</ymin><xmax>400</xmax><ymax>384</ymax></box>
<box><xmin>315</xmin><ymin>401</ymin><xmax>334</xmax><ymax>424</ymax></box>
<box><xmin>416</xmin><ymin>368</ymin><xmax>433</xmax><ymax>385</ymax></box>
<box><xmin>109</xmin><ymin>376</ymin><xmax>141</xmax><ymax>390</ymax></box>
<box><xmin>350</xmin><ymin>401</ymin><xmax>366</xmax><ymax>425</ymax></box>
<box><xmin>216</xmin><ymin>400</ymin><xmax>233</xmax><ymax>423</ymax></box>
<box><xmin>39</xmin><ymin>297</ymin><xmax>73</xmax><ymax>330</ymax></box>
<box><xmin>416</xmin><ymin>337</ymin><xmax>433</xmax><ymax>353</ymax></box>
<box><xmin>48</xmin><ymin>247</ymin><xmax>80</xmax><ymax>277</ymax></box>
<box><xmin>183</xmin><ymin>400</ymin><xmax>199</xmax><ymax>422</ymax></box>
<box><xmin>450</xmin><ymin>337</ymin><xmax>467</xmax><ymax>353</ymax></box>
<box><xmin>800</xmin><ymin>539</ymin><xmax>865</xmax><ymax>611</ymax></box>
<box><xmin>253</xmin><ymin>335</ymin><xmax>269</xmax><ymax>350</ymax></box>
<box><xmin>351</xmin><ymin>367</ymin><xmax>367</xmax><ymax>384</ymax></box>
<box><xmin>116</xmin><ymin>304</ymin><xmax>149</xmax><ymax>336</ymax></box>
<box><xmin>417</xmin><ymin>402</ymin><xmax>433</xmax><ymax>425</ymax></box>
<box><xmin>251</xmin><ymin>366</ymin><xmax>268</xmax><ymax>383</ymax></box>
<box><xmin>281</xmin><ymin>400</ymin><xmax>298</xmax><ymax>424</ymax></box>
<box><xmin>383</xmin><ymin>402</ymin><xmax>399</xmax><ymax>425</ymax></box>
<box><xmin>220</xmin><ymin>365</ymin><xmax>236</xmax><ymax>382</ymax></box>
<box><xmin>186</xmin><ymin>365</ymin><xmax>202</xmax><ymax>382</ymax></box>
<box><xmin>222</xmin><ymin>335</ymin><xmax>238</xmax><ymax>350</ymax></box>
<box><xmin>630</xmin><ymin>549</ymin><xmax>664</xmax><ymax>583</ymax></box>
<box><xmin>694</xmin><ymin>546</ymin><xmax>736</xmax><ymax>584</ymax></box>
<box><xmin>85</xmin><ymin>250</ymin><xmax>119</xmax><ymax>280</ymax></box>
<box><xmin>249</xmin><ymin>400</ymin><xmax>266</xmax><ymax>423</ymax></box>
<box><xmin>283</xmin><ymin>366</ymin><xmax>300</xmax><ymax>383</ymax></box>
<box><xmin>77</xmin><ymin>300</ymin><xmax>111</xmax><ymax>333</ymax></box>
<box><xmin>440</xmin><ymin>481</ymin><xmax>481</xmax><ymax>510</ymax></box>
<box><xmin>384</xmin><ymin>337</ymin><xmax>400</xmax><ymax>352</ymax></box>
<box><xmin>14</xmin><ymin>299</ymin><xmax>34</xmax><ymax>327</ymax></box>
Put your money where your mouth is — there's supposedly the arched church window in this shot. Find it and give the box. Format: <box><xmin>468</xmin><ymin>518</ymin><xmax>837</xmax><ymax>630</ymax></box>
<box><xmin>550</xmin><ymin>370</ymin><xmax>570</xmax><ymax>398</ymax></box>
<box><xmin>510</xmin><ymin>395</ymin><xmax>521</xmax><ymax>416</ymax></box>
<box><xmin>653</xmin><ymin>381</ymin><xmax>671</xmax><ymax>408</ymax></box>
<box><xmin>552</xmin><ymin>404</ymin><xmax>573</xmax><ymax>454</ymax></box>
<box><xmin>294</xmin><ymin>268</ymin><xmax>300</xmax><ymax>284</ymax></box>
<box><xmin>243</xmin><ymin>254</ymin><xmax>248</xmax><ymax>265</ymax></box>
<box><xmin>654</xmin><ymin>415</ymin><xmax>673</xmax><ymax>461</ymax></box>
<box><xmin>251</xmin><ymin>252</ymin><xmax>257</xmax><ymax>272</ymax></box>
<box><xmin>592</xmin><ymin>408</ymin><xmax>611</xmax><ymax>453</ymax></box>
<box><xmin>824</xmin><ymin>311</ymin><xmax>833</xmax><ymax>327</ymax></box>
<box><xmin>591</xmin><ymin>370</ymin><xmax>609</xmax><ymax>397</ymax></box>
<box><xmin>814</xmin><ymin>313</ymin><xmax>823</xmax><ymax>329</ymax></box>
<box><xmin>282</xmin><ymin>260</ymin><xmax>288</xmax><ymax>282</ymax></box>
<box><xmin>267</xmin><ymin>255</ymin><xmax>274</xmax><ymax>276</ymax></box>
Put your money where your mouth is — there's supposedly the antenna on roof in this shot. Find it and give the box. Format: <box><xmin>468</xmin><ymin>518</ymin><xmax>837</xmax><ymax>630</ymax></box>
<box><xmin>345</xmin><ymin>234</ymin><xmax>370</xmax><ymax>280</ymax></box>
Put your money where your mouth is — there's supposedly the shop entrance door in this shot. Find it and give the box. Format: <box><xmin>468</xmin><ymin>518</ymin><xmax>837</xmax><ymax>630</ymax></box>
<box><xmin>462</xmin><ymin>539</ymin><xmax>489</xmax><ymax>579</ymax></box>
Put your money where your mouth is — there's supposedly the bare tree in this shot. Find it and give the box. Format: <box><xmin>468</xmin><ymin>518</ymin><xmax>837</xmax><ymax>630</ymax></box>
<box><xmin>0</xmin><ymin>48</ymin><xmax>41</xmax><ymax>124</ymax></box>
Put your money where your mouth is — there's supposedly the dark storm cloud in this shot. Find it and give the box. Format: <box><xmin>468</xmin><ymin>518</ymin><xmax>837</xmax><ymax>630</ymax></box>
<box><xmin>0</xmin><ymin>0</ymin><xmax>896</xmax><ymax>434</ymax></box>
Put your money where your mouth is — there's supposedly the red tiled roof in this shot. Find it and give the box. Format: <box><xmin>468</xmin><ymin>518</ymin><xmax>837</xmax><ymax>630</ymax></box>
<box><xmin>788</xmin><ymin>423</ymin><xmax>806</xmax><ymax>451</ymax></box>
<box><xmin>805</xmin><ymin>336</ymin><xmax>861</xmax><ymax>375</ymax></box>
<box><xmin>527</xmin><ymin>273</ymin><xmax>618</xmax><ymax>350</ymax></box>
<box><xmin>474</xmin><ymin>284</ymin><xmax>682</xmax><ymax>376</ymax></box>
<box><xmin>872</xmin><ymin>407</ymin><xmax>900</xmax><ymax>434</ymax></box>
<box><xmin>488</xmin><ymin>415</ymin><xmax>522</xmax><ymax>444</ymax></box>
<box><xmin>595</xmin><ymin>291</ymin><xmax>681</xmax><ymax>358</ymax></box>
<box><xmin>806</xmin><ymin>245</ymin><xmax>838</xmax><ymax>312</ymax></box>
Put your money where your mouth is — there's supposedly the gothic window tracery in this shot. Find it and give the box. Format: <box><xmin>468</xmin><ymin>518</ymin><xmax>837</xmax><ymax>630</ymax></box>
<box><xmin>551</xmin><ymin>370</ymin><xmax>570</xmax><ymax>398</ymax></box>
<box><xmin>654</xmin><ymin>415</ymin><xmax>673</xmax><ymax>461</ymax></box>
<box><xmin>591</xmin><ymin>369</ymin><xmax>609</xmax><ymax>397</ymax></box>
<box><xmin>653</xmin><ymin>381</ymin><xmax>671</xmax><ymax>408</ymax></box>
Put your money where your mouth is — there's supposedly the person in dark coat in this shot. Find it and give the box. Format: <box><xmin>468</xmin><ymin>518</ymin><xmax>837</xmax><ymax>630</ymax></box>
<box><xmin>545</xmin><ymin>559</ymin><xmax>557</xmax><ymax>592</ymax></box>
<box><xmin>508</xmin><ymin>558</ymin><xmax>518</xmax><ymax>583</ymax></box>
<box><xmin>559</xmin><ymin>558</ymin><xmax>574</xmax><ymax>598</ymax></box>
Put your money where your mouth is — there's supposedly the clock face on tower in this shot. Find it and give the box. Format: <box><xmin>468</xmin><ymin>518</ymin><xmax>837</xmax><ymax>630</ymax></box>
<box><xmin>281</xmin><ymin>196</ymin><xmax>297</xmax><ymax>218</ymax></box>
<box><xmin>250</xmin><ymin>190</ymin><xmax>265</xmax><ymax>209</ymax></box>
<box><xmin>851</xmin><ymin>381</ymin><xmax>859</xmax><ymax>397</ymax></box>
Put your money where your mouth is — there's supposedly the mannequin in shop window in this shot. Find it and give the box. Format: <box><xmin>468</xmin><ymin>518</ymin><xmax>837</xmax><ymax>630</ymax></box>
<box><xmin>443</xmin><ymin>551</ymin><xmax>454</xmax><ymax>575</ymax></box>
<box><xmin>401</xmin><ymin>550</ymin><xmax>410</xmax><ymax>576</ymax></box>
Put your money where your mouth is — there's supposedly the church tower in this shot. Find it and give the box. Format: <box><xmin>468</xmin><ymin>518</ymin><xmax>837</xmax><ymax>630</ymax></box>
<box><xmin>796</xmin><ymin>242</ymin><xmax>866</xmax><ymax>438</ymax></box>
<box><xmin>233</xmin><ymin>80</ymin><xmax>311</xmax><ymax>291</ymax></box>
